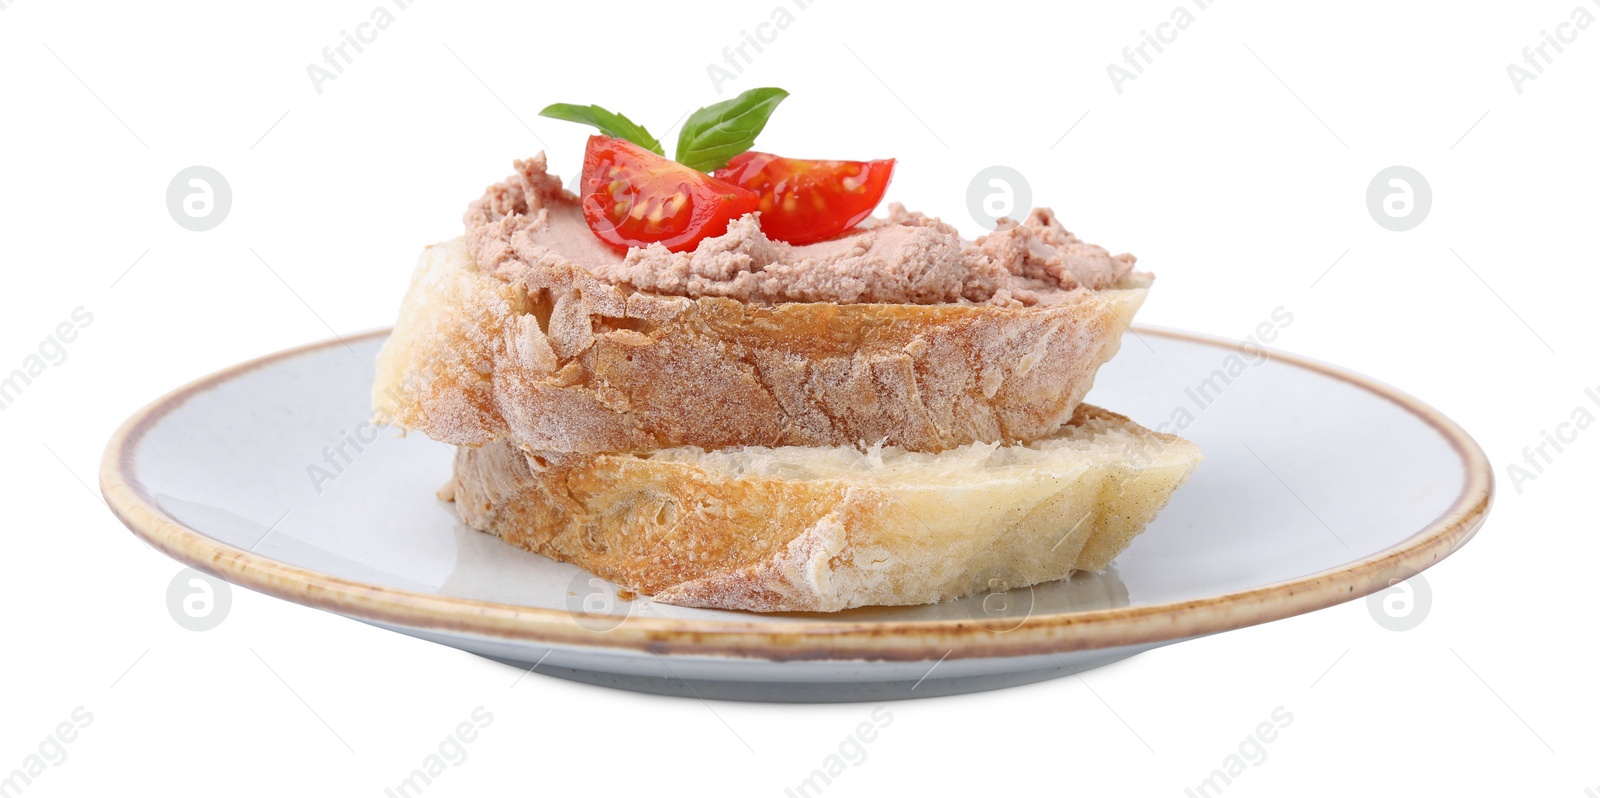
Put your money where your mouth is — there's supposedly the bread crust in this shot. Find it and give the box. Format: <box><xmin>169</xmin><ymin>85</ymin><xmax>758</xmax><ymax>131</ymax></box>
<box><xmin>449</xmin><ymin>405</ymin><xmax>1201</xmax><ymax>613</ymax></box>
<box><xmin>374</xmin><ymin>238</ymin><xmax>1149</xmax><ymax>454</ymax></box>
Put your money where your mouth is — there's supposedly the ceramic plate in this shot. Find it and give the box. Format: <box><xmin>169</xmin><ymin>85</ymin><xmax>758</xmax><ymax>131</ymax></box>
<box><xmin>101</xmin><ymin>328</ymin><xmax>1490</xmax><ymax>702</ymax></box>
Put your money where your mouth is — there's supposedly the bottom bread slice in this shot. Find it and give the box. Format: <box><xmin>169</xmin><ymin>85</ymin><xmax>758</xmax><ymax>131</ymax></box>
<box><xmin>447</xmin><ymin>405</ymin><xmax>1202</xmax><ymax>613</ymax></box>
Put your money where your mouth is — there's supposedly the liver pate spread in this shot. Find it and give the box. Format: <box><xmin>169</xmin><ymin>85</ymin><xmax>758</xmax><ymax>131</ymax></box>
<box><xmin>465</xmin><ymin>154</ymin><xmax>1142</xmax><ymax>307</ymax></box>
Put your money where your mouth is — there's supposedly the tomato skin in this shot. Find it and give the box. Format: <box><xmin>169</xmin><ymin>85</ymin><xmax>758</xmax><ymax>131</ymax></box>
<box><xmin>713</xmin><ymin>152</ymin><xmax>895</xmax><ymax>245</ymax></box>
<box><xmin>580</xmin><ymin>136</ymin><xmax>759</xmax><ymax>253</ymax></box>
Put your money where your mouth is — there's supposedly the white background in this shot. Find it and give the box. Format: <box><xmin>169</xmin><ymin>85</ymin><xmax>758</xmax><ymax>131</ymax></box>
<box><xmin>3</xmin><ymin>0</ymin><xmax>1597</xmax><ymax>795</ymax></box>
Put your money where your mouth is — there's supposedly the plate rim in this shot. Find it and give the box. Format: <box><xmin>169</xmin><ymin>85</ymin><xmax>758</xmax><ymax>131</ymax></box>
<box><xmin>100</xmin><ymin>326</ymin><xmax>1492</xmax><ymax>662</ymax></box>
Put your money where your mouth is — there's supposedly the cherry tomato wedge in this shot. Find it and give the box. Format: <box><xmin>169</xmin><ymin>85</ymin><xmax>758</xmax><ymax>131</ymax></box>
<box><xmin>713</xmin><ymin>152</ymin><xmax>895</xmax><ymax>245</ymax></box>
<box><xmin>580</xmin><ymin>135</ymin><xmax>759</xmax><ymax>252</ymax></box>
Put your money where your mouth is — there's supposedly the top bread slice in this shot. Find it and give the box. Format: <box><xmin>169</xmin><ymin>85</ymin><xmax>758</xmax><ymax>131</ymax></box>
<box><xmin>374</xmin><ymin>237</ymin><xmax>1149</xmax><ymax>454</ymax></box>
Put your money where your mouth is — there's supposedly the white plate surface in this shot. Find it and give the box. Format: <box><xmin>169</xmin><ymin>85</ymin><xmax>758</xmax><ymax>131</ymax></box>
<box><xmin>102</xmin><ymin>327</ymin><xmax>1490</xmax><ymax>702</ymax></box>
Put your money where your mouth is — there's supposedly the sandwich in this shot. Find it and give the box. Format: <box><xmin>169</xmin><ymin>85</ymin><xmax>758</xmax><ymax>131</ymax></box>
<box><xmin>373</xmin><ymin>88</ymin><xmax>1201</xmax><ymax>613</ymax></box>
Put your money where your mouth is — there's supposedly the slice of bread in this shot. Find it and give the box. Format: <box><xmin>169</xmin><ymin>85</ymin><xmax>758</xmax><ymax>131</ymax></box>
<box><xmin>374</xmin><ymin>238</ymin><xmax>1149</xmax><ymax>455</ymax></box>
<box><xmin>447</xmin><ymin>405</ymin><xmax>1201</xmax><ymax>613</ymax></box>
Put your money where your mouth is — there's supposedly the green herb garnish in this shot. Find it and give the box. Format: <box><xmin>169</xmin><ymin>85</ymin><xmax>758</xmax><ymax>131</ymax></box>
<box><xmin>537</xmin><ymin>103</ymin><xmax>663</xmax><ymax>155</ymax></box>
<box><xmin>537</xmin><ymin>88</ymin><xmax>789</xmax><ymax>172</ymax></box>
<box><xmin>673</xmin><ymin>88</ymin><xmax>789</xmax><ymax>171</ymax></box>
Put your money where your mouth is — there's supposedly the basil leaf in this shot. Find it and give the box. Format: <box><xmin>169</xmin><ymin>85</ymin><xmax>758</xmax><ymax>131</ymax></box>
<box><xmin>538</xmin><ymin>103</ymin><xmax>663</xmax><ymax>155</ymax></box>
<box><xmin>674</xmin><ymin>87</ymin><xmax>789</xmax><ymax>172</ymax></box>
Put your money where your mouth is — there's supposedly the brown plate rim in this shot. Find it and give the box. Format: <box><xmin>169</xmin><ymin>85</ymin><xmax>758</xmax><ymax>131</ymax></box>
<box><xmin>99</xmin><ymin>326</ymin><xmax>1492</xmax><ymax>662</ymax></box>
